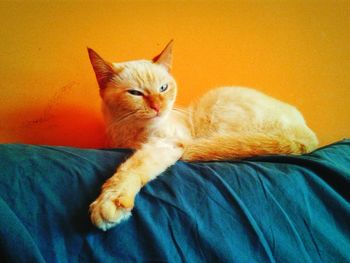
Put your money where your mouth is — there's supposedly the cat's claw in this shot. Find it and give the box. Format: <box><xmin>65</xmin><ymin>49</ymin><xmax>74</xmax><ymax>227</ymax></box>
<box><xmin>90</xmin><ymin>195</ymin><xmax>132</xmax><ymax>231</ymax></box>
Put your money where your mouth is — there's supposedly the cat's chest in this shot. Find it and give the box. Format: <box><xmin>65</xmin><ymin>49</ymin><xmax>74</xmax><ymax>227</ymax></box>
<box><xmin>107</xmin><ymin>110</ymin><xmax>191</xmax><ymax>148</ymax></box>
<box><xmin>152</xmin><ymin>118</ymin><xmax>191</xmax><ymax>142</ymax></box>
<box><xmin>107</xmin><ymin>123</ymin><xmax>148</xmax><ymax>148</ymax></box>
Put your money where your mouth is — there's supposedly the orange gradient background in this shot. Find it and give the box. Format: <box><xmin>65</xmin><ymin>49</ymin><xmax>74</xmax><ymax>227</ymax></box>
<box><xmin>0</xmin><ymin>1</ymin><xmax>349</xmax><ymax>148</ymax></box>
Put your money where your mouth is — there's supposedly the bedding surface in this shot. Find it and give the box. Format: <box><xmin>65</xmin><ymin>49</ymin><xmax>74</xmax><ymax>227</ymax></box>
<box><xmin>0</xmin><ymin>140</ymin><xmax>349</xmax><ymax>263</ymax></box>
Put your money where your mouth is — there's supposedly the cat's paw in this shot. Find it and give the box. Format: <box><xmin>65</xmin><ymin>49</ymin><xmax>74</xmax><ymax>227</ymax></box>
<box><xmin>89</xmin><ymin>192</ymin><xmax>133</xmax><ymax>231</ymax></box>
<box><xmin>90</xmin><ymin>172</ymin><xmax>141</xmax><ymax>231</ymax></box>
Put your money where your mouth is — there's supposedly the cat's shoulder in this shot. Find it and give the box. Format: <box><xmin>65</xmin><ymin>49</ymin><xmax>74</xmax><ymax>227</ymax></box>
<box><xmin>199</xmin><ymin>86</ymin><xmax>271</xmax><ymax>101</ymax></box>
<box><xmin>205</xmin><ymin>86</ymin><xmax>265</xmax><ymax>96</ymax></box>
<box><xmin>195</xmin><ymin>86</ymin><xmax>297</xmax><ymax>111</ymax></box>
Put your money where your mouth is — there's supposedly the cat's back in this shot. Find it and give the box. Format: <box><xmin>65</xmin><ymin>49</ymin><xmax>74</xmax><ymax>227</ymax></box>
<box><xmin>189</xmin><ymin>86</ymin><xmax>307</xmax><ymax>136</ymax></box>
<box><xmin>193</xmin><ymin>86</ymin><xmax>292</xmax><ymax>110</ymax></box>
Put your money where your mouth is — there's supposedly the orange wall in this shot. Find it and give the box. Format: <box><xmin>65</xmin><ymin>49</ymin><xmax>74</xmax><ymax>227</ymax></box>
<box><xmin>0</xmin><ymin>1</ymin><xmax>349</xmax><ymax>148</ymax></box>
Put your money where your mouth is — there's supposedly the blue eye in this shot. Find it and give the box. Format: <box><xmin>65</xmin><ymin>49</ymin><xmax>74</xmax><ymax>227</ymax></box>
<box><xmin>160</xmin><ymin>84</ymin><xmax>168</xmax><ymax>92</ymax></box>
<box><xmin>127</xmin><ymin>90</ymin><xmax>143</xmax><ymax>96</ymax></box>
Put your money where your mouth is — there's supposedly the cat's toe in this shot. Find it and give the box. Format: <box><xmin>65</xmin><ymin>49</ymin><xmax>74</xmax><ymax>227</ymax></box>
<box><xmin>90</xmin><ymin>198</ymin><xmax>132</xmax><ymax>231</ymax></box>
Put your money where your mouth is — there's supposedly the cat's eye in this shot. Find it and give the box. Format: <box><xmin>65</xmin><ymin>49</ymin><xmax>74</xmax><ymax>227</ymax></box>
<box><xmin>160</xmin><ymin>84</ymin><xmax>168</xmax><ymax>92</ymax></box>
<box><xmin>127</xmin><ymin>90</ymin><xmax>144</xmax><ymax>96</ymax></box>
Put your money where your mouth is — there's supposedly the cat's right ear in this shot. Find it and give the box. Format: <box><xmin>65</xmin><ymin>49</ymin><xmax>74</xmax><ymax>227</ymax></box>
<box><xmin>87</xmin><ymin>48</ymin><xmax>115</xmax><ymax>89</ymax></box>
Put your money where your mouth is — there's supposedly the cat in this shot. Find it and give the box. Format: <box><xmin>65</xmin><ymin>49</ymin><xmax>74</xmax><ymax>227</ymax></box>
<box><xmin>87</xmin><ymin>40</ymin><xmax>318</xmax><ymax>231</ymax></box>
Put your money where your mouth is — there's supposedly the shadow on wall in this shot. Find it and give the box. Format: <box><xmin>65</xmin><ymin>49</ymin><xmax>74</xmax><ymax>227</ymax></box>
<box><xmin>1</xmin><ymin>104</ymin><xmax>106</xmax><ymax>148</ymax></box>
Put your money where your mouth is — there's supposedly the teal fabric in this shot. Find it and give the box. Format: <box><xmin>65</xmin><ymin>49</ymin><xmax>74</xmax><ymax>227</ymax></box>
<box><xmin>0</xmin><ymin>140</ymin><xmax>349</xmax><ymax>262</ymax></box>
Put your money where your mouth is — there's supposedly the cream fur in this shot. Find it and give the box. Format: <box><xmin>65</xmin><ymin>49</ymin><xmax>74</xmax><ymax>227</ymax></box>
<box><xmin>87</xmin><ymin>42</ymin><xmax>318</xmax><ymax>230</ymax></box>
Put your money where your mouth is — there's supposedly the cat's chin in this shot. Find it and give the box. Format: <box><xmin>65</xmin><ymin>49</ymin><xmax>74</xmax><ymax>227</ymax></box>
<box><xmin>147</xmin><ymin>114</ymin><xmax>167</xmax><ymax>126</ymax></box>
<box><xmin>145</xmin><ymin>115</ymin><xmax>164</xmax><ymax>122</ymax></box>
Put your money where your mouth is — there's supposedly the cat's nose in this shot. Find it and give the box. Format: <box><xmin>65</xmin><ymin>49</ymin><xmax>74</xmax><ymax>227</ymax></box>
<box><xmin>150</xmin><ymin>103</ymin><xmax>160</xmax><ymax>113</ymax></box>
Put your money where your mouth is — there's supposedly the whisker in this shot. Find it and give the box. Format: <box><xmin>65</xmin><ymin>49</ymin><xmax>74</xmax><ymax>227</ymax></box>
<box><xmin>114</xmin><ymin>110</ymin><xmax>138</xmax><ymax>123</ymax></box>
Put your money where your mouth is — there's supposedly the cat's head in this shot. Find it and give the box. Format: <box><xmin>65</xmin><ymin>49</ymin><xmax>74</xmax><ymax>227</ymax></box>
<box><xmin>88</xmin><ymin>41</ymin><xmax>177</xmax><ymax>124</ymax></box>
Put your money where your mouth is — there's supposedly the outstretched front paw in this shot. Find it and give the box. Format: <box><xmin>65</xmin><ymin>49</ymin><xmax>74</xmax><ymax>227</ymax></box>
<box><xmin>90</xmin><ymin>173</ymin><xmax>141</xmax><ymax>231</ymax></box>
<box><xmin>89</xmin><ymin>193</ymin><xmax>133</xmax><ymax>231</ymax></box>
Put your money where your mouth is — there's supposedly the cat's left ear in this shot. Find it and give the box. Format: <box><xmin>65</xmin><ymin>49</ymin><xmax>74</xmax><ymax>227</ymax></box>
<box><xmin>152</xmin><ymin>40</ymin><xmax>174</xmax><ymax>71</ymax></box>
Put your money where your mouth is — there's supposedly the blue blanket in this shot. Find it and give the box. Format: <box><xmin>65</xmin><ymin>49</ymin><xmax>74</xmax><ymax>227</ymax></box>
<box><xmin>0</xmin><ymin>141</ymin><xmax>349</xmax><ymax>262</ymax></box>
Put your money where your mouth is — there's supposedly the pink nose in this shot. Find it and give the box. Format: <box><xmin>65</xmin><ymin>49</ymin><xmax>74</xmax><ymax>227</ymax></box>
<box><xmin>150</xmin><ymin>103</ymin><xmax>160</xmax><ymax>113</ymax></box>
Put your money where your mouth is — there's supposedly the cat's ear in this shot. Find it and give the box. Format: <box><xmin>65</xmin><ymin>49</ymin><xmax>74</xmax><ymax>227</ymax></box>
<box><xmin>87</xmin><ymin>48</ymin><xmax>115</xmax><ymax>89</ymax></box>
<box><xmin>152</xmin><ymin>40</ymin><xmax>174</xmax><ymax>71</ymax></box>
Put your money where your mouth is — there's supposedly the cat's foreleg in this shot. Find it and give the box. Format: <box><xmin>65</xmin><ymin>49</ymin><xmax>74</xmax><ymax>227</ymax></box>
<box><xmin>90</xmin><ymin>138</ymin><xmax>183</xmax><ymax>231</ymax></box>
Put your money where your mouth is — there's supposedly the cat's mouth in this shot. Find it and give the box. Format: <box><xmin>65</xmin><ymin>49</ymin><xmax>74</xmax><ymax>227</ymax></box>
<box><xmin>148</xmin><ymin>113</ymin><xmax>160</xmax><ymax>119</ymax></box>
<box><xmin>149</xmin><ymin>110</ymin><xmax>162</xmax><ymax>118</ymax></box>
<box><xmin>149</xmin><ymin>111</ymin><xmax>163</xmax><ymax>119</ymax></box>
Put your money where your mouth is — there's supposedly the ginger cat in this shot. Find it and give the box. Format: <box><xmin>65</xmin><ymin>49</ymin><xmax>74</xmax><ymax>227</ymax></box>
<box><xmin>88</xmin><ymin>40</ymin><xmax>318</xmax><ymax>231</ymax></box>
